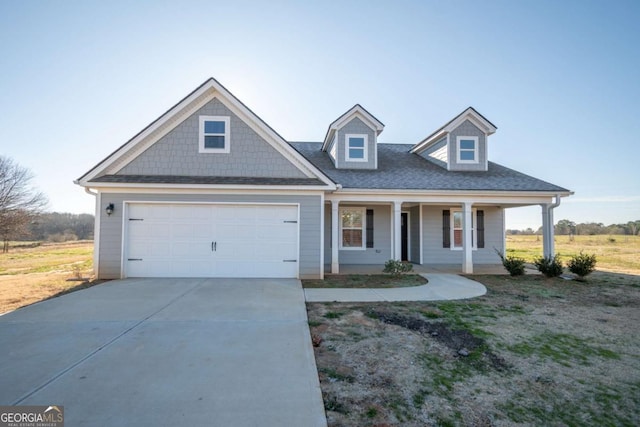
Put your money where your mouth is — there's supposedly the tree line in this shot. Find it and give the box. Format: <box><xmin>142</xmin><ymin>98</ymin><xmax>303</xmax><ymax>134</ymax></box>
<box><xmin>507</xmin><ymin>219</ymin><xmax>640</xmax><ymax>236</ymax></box>
<box><xmin>30</xmin><ymin>212</ymin><xmax>94</xmax><ymax>242</ymax></box>
<box><xmin>1</xmin><ymin>155</ymin><xmax>95</xmax><ymax>250</ymax></box>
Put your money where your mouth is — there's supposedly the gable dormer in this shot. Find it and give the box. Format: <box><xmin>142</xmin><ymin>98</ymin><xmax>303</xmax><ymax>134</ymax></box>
<box><xmin>322</xmin><ymin>104</ymin><xmax>384</xmax><ymax>170</ymax></box>
<box><xmin>410</xmin><ymin>107</ymin><xmax>497</xmax><ymax>172</ymax></box>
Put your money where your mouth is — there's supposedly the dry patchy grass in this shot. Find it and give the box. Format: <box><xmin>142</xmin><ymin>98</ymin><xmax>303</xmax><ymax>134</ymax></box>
<box><xmin>0</xmin><ymin>241</ymin><xmax>96</xmax><ymax>313</ymax></box>
<box><xmin>309</xmin><ymin>272</ymin><xmax>640</xmax><ymax>426</ymax></box>
<box><xmin>506</xmin><ymin>234</ymin><xmax>640</xmax><ymax>275</ymax></box>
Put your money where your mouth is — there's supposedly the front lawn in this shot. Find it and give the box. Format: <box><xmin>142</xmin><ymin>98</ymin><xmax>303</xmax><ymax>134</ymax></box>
<box><xmin>308</xmin><ymin>271</ymin><xmax>640</xmax><ymax>426</ymax></box>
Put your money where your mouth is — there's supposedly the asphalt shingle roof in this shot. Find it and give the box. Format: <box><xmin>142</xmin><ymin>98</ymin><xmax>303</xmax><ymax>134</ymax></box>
<box><xmin>290</xmin><ymin>142</ymin><xmax>569</xmax><ymax>192</ymax></box>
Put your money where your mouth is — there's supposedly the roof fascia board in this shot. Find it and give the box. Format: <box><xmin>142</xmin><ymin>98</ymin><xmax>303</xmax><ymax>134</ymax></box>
<box><xmin>326</xmin><ymin>190</ymin><xmax>571</xmax><ymax>205</ymax></box>
<box><xmin>77</xmin><ymin>78</ymin><xmax>335</xmax><ymax>187</ymax></box>
<box><xmin>322</xmin><ymin>105</ymin><xmax>384</xmax><ymax>151</ymax></box>
<box><xmin>85</xmin><ymin>182</ymin><xmax>335</xmax><ymax>191</ymax></box>
<box><xmin>443</xmin><ymin>109</ymin><xmax>497</xmax><ymax>135</ymax></box>
<box><xmin>410</xmin><ymin>107</ymin><xmax>497</xmax><ymax>154</ymax></box>
<box><xmin>78</xmin><ymin>80</ymin><xmax>214</xmax><ymax>183</ymax></box>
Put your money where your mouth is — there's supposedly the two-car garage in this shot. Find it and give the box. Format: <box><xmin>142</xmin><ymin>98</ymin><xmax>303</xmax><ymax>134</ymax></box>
<box><xmin>123</xmin><ymin>203</ymin><xmax>299</xmax><ymax>278</ymax></box>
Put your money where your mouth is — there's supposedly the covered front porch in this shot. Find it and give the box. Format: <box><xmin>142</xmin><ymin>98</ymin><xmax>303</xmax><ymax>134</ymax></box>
<box><xmin>324</xmin><ymin>263</ymin><xmax>509</xmax><ymax>275</ymax></box>
<box><xmin>323</xmin><ymin>193</ymin><xmax>563</xmax><ymax>277</ymax></box>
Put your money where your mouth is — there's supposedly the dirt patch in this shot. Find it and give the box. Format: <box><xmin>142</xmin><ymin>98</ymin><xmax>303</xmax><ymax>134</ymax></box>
<box><xmin>308</xmin><ymin>272</ymin><xmax>640</xmax><ymax>426</ymax></box>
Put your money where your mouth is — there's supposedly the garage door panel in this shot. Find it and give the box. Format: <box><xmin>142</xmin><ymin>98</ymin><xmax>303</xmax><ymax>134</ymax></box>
<box><xmin>256</xmin><ymin>224</ymin><xmax>297</xmax><ymax>240</ymax></box>
<box><xmin>125</xmin><ymin>203</ymin><xmax>298</xmax><ymax>278</ymax></box>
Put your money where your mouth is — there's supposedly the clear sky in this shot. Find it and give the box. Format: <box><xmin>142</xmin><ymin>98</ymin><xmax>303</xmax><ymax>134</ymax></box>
<box><xmin>1</xmin><ymin>0</ymin><xmax>639</xmax><ymax>229</ymax></box>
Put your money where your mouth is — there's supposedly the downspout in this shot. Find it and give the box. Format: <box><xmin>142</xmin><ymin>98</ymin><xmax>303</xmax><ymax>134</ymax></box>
<box><xmin>84</xmin><ymin>187</ymin><xmax>100</xmax><ymax>278</ymax></box>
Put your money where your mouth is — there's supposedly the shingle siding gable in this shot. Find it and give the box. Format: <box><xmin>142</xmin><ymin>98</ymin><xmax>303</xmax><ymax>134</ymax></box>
<box><xmin>117</xmin><ymin>98</ymin><xmax>307</xmax><ymax>179</ymax></box>
<box><xmin>335</xmin><ymin>117</ymin><xmax>377</xmax><ymax>169</ymax></box>
<box><xmin>449</xmin><ymin>119</ymin><xmax>487</xmax><ymax>171</ymax></box>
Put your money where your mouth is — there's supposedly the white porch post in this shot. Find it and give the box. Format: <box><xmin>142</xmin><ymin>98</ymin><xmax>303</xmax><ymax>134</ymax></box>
<box><xmin>393</xmin><ymin>201</ymin><xmax>402</xmax><ymax>260</ymax></box>
<box><xmin>462</xmin><ymin>202</ymin><xmax>473</xmax><ymax>274</ymax></box>
<box><xmin>541</xmin><ymin>204</ymin><xmax>555</xmax><ymax>258</ymax></box>
<box><xmin>331</xmin><ymin>200</ymin><xmax>340</xmax><ymax>274</ymax></box>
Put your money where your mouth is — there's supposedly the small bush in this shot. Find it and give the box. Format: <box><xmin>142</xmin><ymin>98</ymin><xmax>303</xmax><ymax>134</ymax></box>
<box><xmin>383</xmin><ymin>259</ymin><xmax>414</xmax><ymax>277</ymax></box>
<box><xmin>534</xmin><ymin>255</ymin><xmax>564</xmax><ymax>278</ymax></box>
<box><xmin>568</xmin><ymin>252</ymin><xmax>597</xmax><ymax>281</ymax></box>
<box><xmin>496</xmin><ymin>250</ymin><xmax>526</xmax><ymax>276</ymax></box>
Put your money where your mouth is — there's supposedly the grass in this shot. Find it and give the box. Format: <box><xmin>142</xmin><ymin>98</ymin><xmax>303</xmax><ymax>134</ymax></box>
<box><xmin>508</xmin><ymin>331</ymin><xmax>621</xmax><ymax>367</ymax></box>
<box><xmin>302</xmin><ymin>273</ymin><xmax>427</xmax><ymax>288</ymax></box>
<box><xmin>308</xmin><ymin>271</ymin><xmax>640</xmax><ymax>426</ymax></box>
<box><xmin>506</xmin><ymin>234</ymin><xmax>640</xmax><ymax>275</ymax></box>
<box><xmin>0</xmin><ymin>241</ymin><xmax>93</xmax><ymax>275</ymax></box>
<box><xmin>0</xmin><ymin>241</ymin><xmax>97</xmax><ymax>313</ymax></box>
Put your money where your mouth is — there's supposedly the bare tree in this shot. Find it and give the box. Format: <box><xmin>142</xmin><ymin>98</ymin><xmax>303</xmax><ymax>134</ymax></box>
<box><xmin>0</xmin><ymin>156</ymin><xmax>48</xmax><ymax>252</ymax></box>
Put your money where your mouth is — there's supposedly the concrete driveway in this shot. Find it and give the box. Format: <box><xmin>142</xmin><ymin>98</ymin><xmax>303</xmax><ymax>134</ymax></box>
<box><xmin>0</xmin><ymin>278</ymin><xmax>326</xmax><ymax>427</ymax></box>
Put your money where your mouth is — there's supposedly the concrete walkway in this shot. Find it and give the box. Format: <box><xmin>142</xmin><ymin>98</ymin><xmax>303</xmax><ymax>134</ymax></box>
<box><xmin>0</xmin><ymin>279</ymin><xmax>326</xmax><ymax>427</ymax></box>
<box><xmin>304</xmin><ymin>274</ymin><xmax>487</xmax><ymax>302</ymax></box>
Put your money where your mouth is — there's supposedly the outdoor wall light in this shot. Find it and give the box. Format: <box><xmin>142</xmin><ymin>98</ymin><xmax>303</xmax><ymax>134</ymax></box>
<box><xmin>106</xmin><ymin>203</ymin><xmax>115</xmax><ymax>216</ymax></box>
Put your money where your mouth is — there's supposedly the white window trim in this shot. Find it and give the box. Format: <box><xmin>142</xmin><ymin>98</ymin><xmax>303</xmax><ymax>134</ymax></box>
<box><xmin>199</xmin><ymin>116</ymin><xmax>230</xmax><ymax>153</ymax></box>
<box><xmin>345</xmin><ymin>134</ymin><xmax>368</xmax><ymax>162</ymax></box>
<box><xmin>339</xmin><ymin>207</ymin><xmax>366</xmax><ymax>250</ymax></box>
<box><xmin>456</xmin><ymin>136</ymin><xmax>478</xmax><ymax>164</ymax></box>
<box><xmin>451</xmin><ymin>208</ymin><xmax>477</xmax><ymax>251</ymax></box>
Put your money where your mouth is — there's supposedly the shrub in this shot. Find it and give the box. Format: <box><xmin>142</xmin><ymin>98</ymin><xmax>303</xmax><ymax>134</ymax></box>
<box><xmin>495</xmin><ymin>250</ymin><xmax>526</xmax><ymax>276</ymax></box>
<box><xmin>534</xmin><ymin>255</ymin><xmax>564</xmax><ymax>278</ymax></box>
<box><xmin>383</xmin><ymin>259</ymin><xmax>414</xmax><ymax>277</ymax></box>
<box><xmin>568</xmin><ymin>252</ymin><xmax>597</xmax><ymax>281</ymax></box>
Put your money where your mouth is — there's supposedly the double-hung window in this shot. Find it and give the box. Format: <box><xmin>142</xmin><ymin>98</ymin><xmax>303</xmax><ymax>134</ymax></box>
<box><xmin>340</xmin><ymin>207</ymin><xmax>366</xmax><ymax>249</ymax></box>
<box><xmin>199</xmin><ymin>116</ymin><xmax>230</xmax><ymax>153</ymax></box>
<box><xmin>452</xmin><ymin>210</ymin><xmax>475</xmax><ymax>249</ymax></box>
<box><xmin>456</xmin><ymin>136</ymin><xmax>478</xmax><ymax>163</ymax></box>
<box><xmin>345</xmin><ymin>134</ymin><xmax>368</xmax><ymax>162</ymax></box>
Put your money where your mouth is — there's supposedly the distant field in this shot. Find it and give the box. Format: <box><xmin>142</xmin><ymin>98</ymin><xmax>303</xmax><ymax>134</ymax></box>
<box><xmin>0</xmin><ymin>241</ymin><xmax>95</xmax><ymax>313</ymax></box>
<box><xmin>506</xmin><ymin>234</ymin><xmax>640</xmax><ymax>275</ymax></box>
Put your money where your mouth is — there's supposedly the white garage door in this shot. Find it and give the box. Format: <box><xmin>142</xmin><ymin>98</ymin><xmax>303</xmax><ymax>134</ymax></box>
<box><xmin>125</xmin><ymin>203</ymin><xmax>299</xmax><ymax>278</ymax></box>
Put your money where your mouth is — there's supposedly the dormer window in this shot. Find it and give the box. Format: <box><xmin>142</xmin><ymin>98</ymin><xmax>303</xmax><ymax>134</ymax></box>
<box><xmin>199</xmin><ymin>116</ymin><xmax>230</xmax><ymax>153</ymax></box>
<box><xmin>346</xmin><ymin>134</ymin><xmax>368</xmax><ymax>162</ymax></box>
<box><xmin>457</xmin><ymin>136</ymin><xmax>478</xmax><ymax>164</ymax></box>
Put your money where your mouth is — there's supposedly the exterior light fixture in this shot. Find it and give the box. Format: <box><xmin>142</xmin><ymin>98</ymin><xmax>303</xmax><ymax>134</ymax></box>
<box><xmin>106</xmin><ymin>203</ymin><xmax>115</xmax><ymax>216</ymax></box>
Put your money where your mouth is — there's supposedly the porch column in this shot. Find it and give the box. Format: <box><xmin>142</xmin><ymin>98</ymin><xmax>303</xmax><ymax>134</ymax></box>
<box><xmin>393</xmin><ymin>201</ymin><xmax>402</xmax><ymax>261</ymax></box>
<box><xmin>462</xmin><ymin>202</ymin><xmax>473</xmax><ymax>274</ymax></box>
<box><xmin>331</xmin><ymin>200</ymin><xmax>340</xmax><ymax>274</ymax></box>
<box><xmin>541</xmin><ymin>204</ymin><xmax>555</xmax><ymax>258</ymax></box>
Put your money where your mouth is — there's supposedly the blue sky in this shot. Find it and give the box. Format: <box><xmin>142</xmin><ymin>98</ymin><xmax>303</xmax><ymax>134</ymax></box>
<box><xmin>1</xmin><ymin>0</ymin><xmax>638</xmax><ymax>229</ymax></box>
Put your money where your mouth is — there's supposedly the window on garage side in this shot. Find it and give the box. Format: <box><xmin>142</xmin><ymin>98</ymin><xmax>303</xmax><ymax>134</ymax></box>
<box><xmin>340</xmin><ymin>207</ymin><xmax>365</xmax><ymax>249</ymax></box>
<box><xmin>199</xmin><ymin>116</ymin><xmax>230</xmax><ymax>153</ymax></box>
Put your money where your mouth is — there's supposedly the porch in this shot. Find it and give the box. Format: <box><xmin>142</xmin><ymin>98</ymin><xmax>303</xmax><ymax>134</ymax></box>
<box><xmin>324</xmin><ymin>195</ymin><xmax>562</xmax><ymax>277</ymax></box>
<box><xmin>324</xmin><ymin>263</ymin><xmax>509</xmax><ymax>275</ymax></box>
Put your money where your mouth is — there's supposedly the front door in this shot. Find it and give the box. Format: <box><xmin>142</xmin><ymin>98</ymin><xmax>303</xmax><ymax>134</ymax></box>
<box><xmin>401</xmin><ymin>212</ymin><xmax>409</xmax><ymax>261</ymax></box>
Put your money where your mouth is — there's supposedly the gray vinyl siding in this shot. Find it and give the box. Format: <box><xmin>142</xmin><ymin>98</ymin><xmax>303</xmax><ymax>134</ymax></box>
<box><xmin>97</xmin><ymin>193</ymin><xmax>323</xmax><ymax>279</ymax></box>
<box><xmin>421</xmin><ymin>205</ymin><xmax>503</xmax><ymax>264</ymax></box>
<box><xmin>409</xmin><ymin>206</ymin><xmax>420</xmax><ymax>263</ymax></box>
<box><xmin>335</xmin><ymin>117</ymin><xmax>377</xmax><ymax>170</ymax></box>
<box><xmin>324</xmin><ymin>204</ymin><xmax>391</xmax><ymax>265</ymax></box>
<box><xmin>117</xmin><ymin>98</ymin><xmax>306</xmax><ymax>178</ymax></box>
<box><xmin>419</xmin><ymin>136</ymin><xmax>448</xmax><ymax>168</ymax></box>
<box><xmin>328</xmin><ymin>135</ymin><xmax>337</xmax><ymax>166</ymax></box>
<box><xmin>449</xmin><ymin>120</ymin><xmax>487</xmax><ymax>171</ymax></box>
